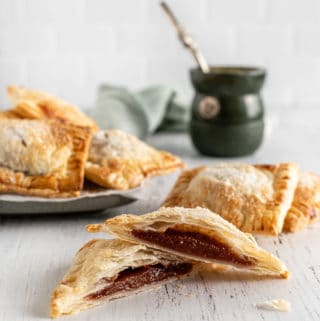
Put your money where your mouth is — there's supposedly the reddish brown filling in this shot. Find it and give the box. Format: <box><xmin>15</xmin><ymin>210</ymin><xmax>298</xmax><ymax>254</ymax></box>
<box><xmin>86</xmin><ymin>262</ymin><xmax>192</xmax><ymax>300</ymax></box>
<box><xmin>132</xmin><ymin>228</ymin><xmax>255</xmax><ymax>266</ymax></box>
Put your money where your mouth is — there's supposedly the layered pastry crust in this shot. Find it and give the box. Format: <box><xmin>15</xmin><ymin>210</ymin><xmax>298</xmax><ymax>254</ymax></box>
<box><xmin>85</xmin><ymin>130</ymin><xmax>185</xmax><ymax>190</ymax></box>
<box><xmin>50</xmin><ymin>239</ymin><xmax>196</xmax><ymax>318</ymax></box>
<box><xmin>283</xmin><ymin>171</ymin><xmax>320</xmax><ymax>232</ymax></box>
<box><xmin>7</xmin><ymin>86</ymin><xmax>99</xmax><ymax>132</ymax></box>
<box><xmin>0</xmin><ymin>110</ymin><xmax>21</xmax><ymax>119</ymax></box>
<box><xmin>0</xmin><ymin>119</ymin><xmax>91</xmax><ymax>197</ymax></box>
<box><xmin>87</xmin><ymin>207</ymin><xmax>289</xmax><ymax>278</ymax></box>
<box><xmin>163</xmin><ymin>163</ymin><xmax>299</xmax><ymax>235</ymax></box>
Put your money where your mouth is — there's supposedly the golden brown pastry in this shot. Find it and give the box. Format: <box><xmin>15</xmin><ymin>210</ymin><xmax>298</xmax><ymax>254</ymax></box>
<box><xmin>283</xmin><ymin>171</ymin><xmax>320</xmax><ymax>232</ymax></box>
<box><xmin>7</xmin><ymin>85</ymin><xmax>99</xmax><ymax>132</ymax></box>
<box><xmin>87</xmin><ymin>207</ymin><xmax>289</xmax><ymax>278</ymax></box>
<box><xmin>0</xmin><ymin>118</ymin><xmax>91</xmax><ymax>197</ymax></box>
<box><xmin>85</xmin><ymin>130</ymin><xmax>185</xmax><ymax>190</ymax></box>
<box><xmin>50</xmin><ymin>239</ymin><xmax>197</xmax><ymax>318</ymax></box>
<box><xmin>163</xmin><ymin>163</ymin><xmax>299</xmax><ymax>235</ymax></box>
<box><xmin>0</xmin><ymin>109</ymin><xmax>21</xmax><ymax>119</ymax></box>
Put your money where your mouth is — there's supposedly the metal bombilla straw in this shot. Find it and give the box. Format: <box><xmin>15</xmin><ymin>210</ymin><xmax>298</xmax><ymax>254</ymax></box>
<box><xmin>160</xmin><ymin>1</ymin><xmax>210</xmax><ymax>74</ymax></box>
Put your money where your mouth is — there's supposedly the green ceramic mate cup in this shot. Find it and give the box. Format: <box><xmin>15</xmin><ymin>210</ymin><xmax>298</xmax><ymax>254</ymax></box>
<box><xmin>190</xmin><ymin>66</ymin><xmax>266</xmax><ymax>157</ymax></box>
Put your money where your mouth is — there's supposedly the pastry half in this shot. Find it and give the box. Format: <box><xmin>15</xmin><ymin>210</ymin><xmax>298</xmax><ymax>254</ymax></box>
<box><xmin>283</xmin><ymin>171</ymin><xmax>320</xmax><ymax>232</ymax></box>
<box><xmin>50</xmin><ymin>239</ymin><xmax>196</xmax><ymax>318</ymax></box>
<box><xmin>163</xmin><ymin>163</ymin><xmax>299</xmax><ymax>235</ymax></box>
<box><xmin>87</xmin><ymin>207</ymin><xmax>289</xmax><ymax>278</ymax></box>
<box><xmin>0</xmin><ymin>119</ymin><xmax>91</xmax><ymax>197</ymax></box>
<box><xmin>85</xmin><ymin>130</ymin><xmax>185</xmax><ymax>190</ymax></box>
<box><xmin>7</xmin><ymin>85</ymin><xmax>99</xmax><ymax>132</ymax></box>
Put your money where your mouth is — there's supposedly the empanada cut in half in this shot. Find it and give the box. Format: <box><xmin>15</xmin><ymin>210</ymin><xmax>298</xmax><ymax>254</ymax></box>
<box><xmin>283</xmin><ymin>171</ymin><xmax>320</xmax><ymax>232</ymax></box>
<box><xmin>87</xmin><ymin>207</ymin><xmax>289</xmax><ymax>278</ymax></box>
<box><xmin>163</xmin><ymin>163</ymin><xmax>299</xmax><ymax>235</ymax></box>
<box><xmin>85</xmin><ymin>130</ymin><xmax>185</xmax><ymax>190</ymax></box>
<box><xmin>7</xmin><ymin>85</ymin><xmax>99</xmax><ymax>132</ymax></box>
<box><xmin>50</xmin><ymin>239</ymin><xmax>197</xmax><ymax>318</ymax></box>
<box><xmin>0</xmin><ymin>119</ymin><xmax>91</xmax><ymax>197</ymax></box>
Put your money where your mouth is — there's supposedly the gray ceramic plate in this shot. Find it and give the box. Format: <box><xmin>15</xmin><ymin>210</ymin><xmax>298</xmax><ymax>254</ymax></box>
<box><xmin>0</xmin><ymin>187</ymin><xmax>141</xmax><ymax>215</ymax></box>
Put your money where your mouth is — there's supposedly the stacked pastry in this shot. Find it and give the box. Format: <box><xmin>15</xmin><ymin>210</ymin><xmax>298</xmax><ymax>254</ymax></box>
<box><xmin>0</xmin><ymin>86</ymin><xmax>185</xmax><ymax>197</ymax></box>
<box><xmin>50</xmin><ymin>207</ymin><xmax>289</xmax><ymax>318</ymax></box>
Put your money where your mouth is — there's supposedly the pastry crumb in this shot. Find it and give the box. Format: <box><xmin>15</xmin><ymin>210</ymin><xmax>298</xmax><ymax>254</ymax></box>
<box><xmin>175</xmin><ymin>283</ymin><xmax>186</xmax><ymax>289</ymax></box>
<box><xmin>256</xmin><ymin>299</ymin><xmax>291</xmax><ymax>312</ymax></box>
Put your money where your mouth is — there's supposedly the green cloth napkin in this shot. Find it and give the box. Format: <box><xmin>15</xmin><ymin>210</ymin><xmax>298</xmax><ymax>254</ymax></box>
<box><xmin>89</xmin><ymin>85</ymin><xmax>190</xmax><ymax>138</ymax></box>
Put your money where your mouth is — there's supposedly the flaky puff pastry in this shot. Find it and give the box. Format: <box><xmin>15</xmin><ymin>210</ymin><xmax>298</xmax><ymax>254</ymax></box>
<box><xmin>163</xmin><ymin>163</ymin><xmax>299</xmax><ymax>235</ymax></box>
<box><xmin>87</xmin><ymin>207</ymin><xmax>289</xmax><ymax>278</ymax></box>
<box><xmin>0</xmin><ymin>119</ymin><xmax>91</xmax><ymax>197</ymax></box>
<box><xmin>283</xmin><ymin>171</ymin><xmax>320</xmax><ymax>232</ymax></box>
<box><xmin>0</xmin><ymin>109</ymin><xmax>21</xmax><ymax>119</ymax></box>
<box><xmin>85</xmin><ymin>130</ymin><xmax>185</xmax><ymax>190</ymax></box>
<box><xmin>7</xmin><ymin>85</ymin><xmax>99</xmax><ymax>132</ymax></box>
<box><xmin>50</xmin><ymin>239</ymin><xmax>197</xmax><ymax>318</ymax></box>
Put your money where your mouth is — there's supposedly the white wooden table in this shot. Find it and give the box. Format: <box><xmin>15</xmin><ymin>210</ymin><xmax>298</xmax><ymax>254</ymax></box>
<box><xmin>1</xmin><ymin>110</ymin><xmax>320</xmax><ymax>321</ymax></box>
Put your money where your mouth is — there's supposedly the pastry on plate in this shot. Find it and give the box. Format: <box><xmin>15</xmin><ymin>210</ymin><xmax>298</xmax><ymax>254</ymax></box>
<box><xmin>0</xmin><ymin>118</ymin><xmax>91</xmax><ymax>197</ymax></box>
<box><xmin>283</xmin><ymin>171</ymin><xmax>320</xmax><ymax>232</ymax></box>
<box><xmin>50</xmin><ymin>239</ymin><xmax>197</xmax><ymax>318</ymax></box>
<box><xmin>87</xmin><ymin>207</ymin><xmax>289</xmax><ymax>278</ymax></box>
<box><xmin>85</xmin><ymin>130</ymin><xmax>185</xmax><ymax>190</ymax></box>
<box><xmin>0</xmin><ymin>110</ymin><xmax>21</xmax><ymax>119</ymax></box>
<box><xmin>162</xmin><ymin>163</ymin><xmax>299</xmax><ymax>235</ymax></box>
<box><xmin>7</xmin><ymin>85</ymin><xmax>98</xmax><ymax>132</ymax></box>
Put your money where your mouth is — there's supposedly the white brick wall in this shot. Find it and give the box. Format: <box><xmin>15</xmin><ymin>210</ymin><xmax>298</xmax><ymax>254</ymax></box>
<box><xmin>0</xmin><ymin>0</ymin><xmax>320</xmax><ymax>109</ymax></box>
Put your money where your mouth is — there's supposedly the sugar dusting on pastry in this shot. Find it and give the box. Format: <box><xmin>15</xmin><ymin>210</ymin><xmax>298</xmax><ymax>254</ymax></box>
<box><xmin>89</xmin><ymin>130</ymin><xmax>155</xmax><ymax>163</ymax></box>
<box><xmin>256</xmin><ymin>299</ymin><xmax>291</xmax><ymax>312</ymax></box>
<box><xmin>189</xmin><ymin>164</ymin><xmax>274</xmax><ymax>201</ymax></box>
<box><xmin>0</xmin><ymin>119</ymin><xmax>71</xmax><ymax>175</ymax></box>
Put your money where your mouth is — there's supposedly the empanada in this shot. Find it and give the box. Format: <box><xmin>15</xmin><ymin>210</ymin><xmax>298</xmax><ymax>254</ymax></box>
<box><xmin>0</xmin><ymin>119</ymin><xmax>91</xmax><ymax>197</ymax></box>
<box><xmin>87</xmin><ymin>207</ymin><xmax>289</xmax><ymax>278</ymax></box>
<box><xmin>283</xmin><ymin>171</ymin><xmax>320</xmax><ymax>232</ymax></box>
<box><xmin>7</xmin><ymin>85</ymin><xmax>99</xmax><ymax>132</ymax></box>
<box><xmin>50</xmin><ymin>239</ymin><xmax>196</xmax><ymax>318</ymax></box>
<box><xmin>85</xmin><ymin>130</ymin><xmax>185</xmax><ymax>190</ymax></box>
<box><xmin>163</xmin><ymin>163</ymin><xmax>299</xmax><ymax>235</ymax></box>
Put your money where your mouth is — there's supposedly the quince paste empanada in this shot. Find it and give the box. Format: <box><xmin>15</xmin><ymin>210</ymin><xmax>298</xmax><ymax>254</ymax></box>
<box><xmin>85</xmin><ymin>130</ymin><xmax>185</xmax><ymax>190</ymax></box>
<box><xmin>7</xmin><ymin>85</ymin><xmax>99</xmax><ymax>132</ymax></box>
<box><xmin>163</xmin><ymin>163</ymin><xmax>299</xmax><ymax>235</ymax></box>
<box><xmin>0</xmin><ymin>119</ymin><xmax>91</xmax><ymax>197</ymax></box>
<box><xmin>50</xmin><ymin>239</ymin><xmax>196</xmax><ymax>318</ymax></box>
<box><xmin>87</xmin><ymin>207</ymin><xmax>289</xmax><ymax>278</ymax></box>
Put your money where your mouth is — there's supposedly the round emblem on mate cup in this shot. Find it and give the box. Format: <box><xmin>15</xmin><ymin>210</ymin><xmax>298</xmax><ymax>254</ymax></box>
<box><xmin>198</xmin><ymin>96</ymin><xmax>220</xmax><ymax>120</ymax></box>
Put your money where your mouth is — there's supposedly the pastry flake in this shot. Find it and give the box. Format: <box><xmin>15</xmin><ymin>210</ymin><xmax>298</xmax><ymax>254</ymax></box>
<box><xmin>0</xmin><ymin>119</ymin><xmax>92</xmax><ymax>197</ymax></box>
<box><xmin>50</xmin><ymin>239</ymin><xmax>196</xmax><ymax>318</ymax></box>
<box><xmin>85</xmin><ymin>130</ymin><xmax>185</xmax><ymax>190</ymax></box>
<box><xmin>256</xmin><ymin>299</ymin><xmax>291</xmax><ymax>312</ymax></box>
<box><xmin>87</xmin><ymin>207</ymin><xmax>289</xmax><ymax>278</ymax></box>
<box><xmin>283</xmin><ymin>171</ymin><xmax>320</xmax><ymax>232</ymax></box>
<box><xmin>7</xmin><ymin>85</ymin><xmax>99</xmax><ymax>132</ymax></box>
<box><xmin>163</xmin><ymin>163</ymin><xmax>299</xmax><ymax>235</ymax></box>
